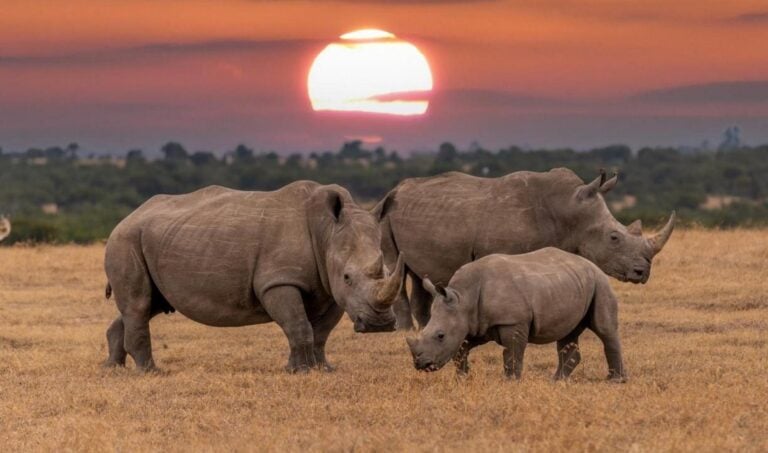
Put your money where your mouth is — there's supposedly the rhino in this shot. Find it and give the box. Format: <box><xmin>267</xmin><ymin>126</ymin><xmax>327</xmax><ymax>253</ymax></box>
<box><xmin>406</xmin><ymin>248</ymin><xmax>627</xmax><ymax>382</ymax></box>
<box><xmin>103</xmin><ymin>182</ymin><xmax>404</xmax><ymax>373</ymax></box>
<box><xmin>374</xmin><ymin>168</ymin><xmax>675</xmax><ymax>329</ymax></box>
<box><xmin>0</xmin><ymin>217</ymin><xmax>10</xmax><ymax>241</ymax></box>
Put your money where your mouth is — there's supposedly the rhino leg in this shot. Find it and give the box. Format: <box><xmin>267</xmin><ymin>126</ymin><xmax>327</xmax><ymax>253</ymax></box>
<box><xmin>103</xmin><ymin>315</ymin><xmax>127</xmax><ymax>367</ymax></box>
<box><xmin>590</xmin><ymin>282</ymin><xmax>627</xmax><ymax>383</ymax></box>
<box><xmin>104</xmin><ymin>305</ymin><xmax>166</xmax><ymax>369</ymax></box>
<box><xmin>594</xmin><ymin>331</ymin><xmax>627</xmax><ymax>383</ymax></box>
<box><xmin>554</xmin><ymin>324</ymin><xmax>587</xmax><ymax>381</ymax></box>
<box><xmin>554</xmin><ymin>339</ymin><xmax>581</xmax><ymax>381</ymax></box>
<box><xmin>105</xmin><ymin>241</ymin><xmax>160</xmax><ymax>372</ymax></box>
<box><xmin>309</xmin><ymin>303</ymin><xmax>344</xmax><ymax>372</ymax></box>
<box><xmin>262</xmin><ymin>285</ymin><xmax>316</xmax><ymax>373</ymax></box>
<box><xmin>121</xmin><ymin>299</ymin><xmax>158</xmax><ymax>372</ymax></box>
<box><xmin>453</xmin><ymin>336</ymin><xmax>490</xmax><ymax>376</ymax></box>
<box><xmin>498</xmin><ymin>324</ymin><xmax>530</xmax><ymax>380</ymax></box>
<box><xmin>409</xmin><ymin>274</ymin><xmax>432</xmax><ymax>330</ymax></box>
<box><xmin>393</xmin><ymin>279</ymin><xmax>414</xmax><ymax>331</ymax></box>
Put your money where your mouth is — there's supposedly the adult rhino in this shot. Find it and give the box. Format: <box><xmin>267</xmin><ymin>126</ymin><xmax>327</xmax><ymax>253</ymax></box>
<box><xmin>104</xmin><ymin>182</ymin><xmax>404</xmax><ymax>373</ymax></box>
<box><xmin>374</xmin><ymin>168</ymin><xmax>675</xmax><ymax>330</ymax></box>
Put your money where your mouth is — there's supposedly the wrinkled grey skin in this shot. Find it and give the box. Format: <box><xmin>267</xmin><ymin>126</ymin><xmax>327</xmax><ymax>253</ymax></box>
<box><xmin>374</xmin><ymin>168</ymin><xmax>675</xmax><ymax>330</ymax></box>
<box><xmin>103</xmin><ymin>182</ymin><xmax>404</xmax><ymax>373</ymax></box>
<box><xmin>406</xmin><ymin>248</ymin><xmax>628</xmax><ymax>382</ymax></box>
<box><xmin>0</xmin><ymin>217</ymin><xmax>10</xmax><ymax>242</ymax></box>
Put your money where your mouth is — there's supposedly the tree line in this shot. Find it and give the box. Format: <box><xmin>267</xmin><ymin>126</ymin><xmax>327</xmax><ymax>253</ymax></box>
<box><xmin>1</xmin><ymin>141</ymin><xmax>767</xmax><ymax>243</ymax></box>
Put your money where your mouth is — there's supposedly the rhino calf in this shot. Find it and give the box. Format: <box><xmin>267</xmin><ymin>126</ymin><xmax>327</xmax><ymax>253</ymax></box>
<box><xmin>406</xmin><ymin>248</ymin><xmax>627</xmax><ymax>382</ymax></box>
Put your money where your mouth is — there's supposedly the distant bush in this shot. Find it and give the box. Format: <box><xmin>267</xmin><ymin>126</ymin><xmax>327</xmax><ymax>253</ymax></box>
<box><xmin>5</xmin><ymin>216</ymin><xmax>60</xmax><ymax>243</ymax></box>
<box><xmin>1</xmin><ymin>141</ymin><xmax>767</xmax><ymax>243</ymax></box>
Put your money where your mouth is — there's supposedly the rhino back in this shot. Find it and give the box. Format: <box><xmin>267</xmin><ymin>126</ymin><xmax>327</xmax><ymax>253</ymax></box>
<box><xmin>386</xmin><ymin>170</ymin><xmax>580</xmax><ymax>282</ymax></box>
<box><xmin>108</xmin><ymin>182</ymin><xmax>320</xmax><ymax>325</ymax></box>
<box><xmin>455</xmin><ymin>248</ymin><xmax>599</xmax><ymax>343</ymax></box>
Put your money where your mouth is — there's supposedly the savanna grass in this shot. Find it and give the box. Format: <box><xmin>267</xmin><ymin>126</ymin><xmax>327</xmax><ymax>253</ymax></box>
<box><xmin>0</xmin><ymin>230</ymin><xmax>766</xmax><ymax>451</ymax></box>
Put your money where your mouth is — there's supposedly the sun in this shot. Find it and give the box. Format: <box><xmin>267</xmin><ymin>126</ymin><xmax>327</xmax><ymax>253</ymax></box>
<box><xmin>308</xmin><ymin>29</ymin><xmax>433</xmax><ymax>116</ymax></box>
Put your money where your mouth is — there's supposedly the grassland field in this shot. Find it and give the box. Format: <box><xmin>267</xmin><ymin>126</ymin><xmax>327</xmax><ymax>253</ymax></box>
<box><xmin>0</xmin><ymin>229</ymin><xmax>766</xmax><ymax>451</ymax></box>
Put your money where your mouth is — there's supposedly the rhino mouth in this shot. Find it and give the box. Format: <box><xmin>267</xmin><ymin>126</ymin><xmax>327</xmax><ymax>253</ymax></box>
<box><xmin>610</xmin><ymin>266</ymin><xmax>649</xmax><ymax>284</ymax></box>
<box><xmin>353</xmin><ymin>316</ymin><xmax>396</xmax><ymax>333</ymax></box>
<box><xmin>622</xmin><ymin>268</ymin><xmax>650</xmax><ymax>284</ymax></box>
<box><xmin>414</xmin><ymin>358</ymin><xmax>445</xmax><ymax>372</ymax></box>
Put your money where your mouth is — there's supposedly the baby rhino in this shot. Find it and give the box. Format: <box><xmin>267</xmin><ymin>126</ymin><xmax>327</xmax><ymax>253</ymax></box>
<box><xmin>406</xmin><ymin>248</ymin><xmax>627</xmax><ymax>382</ymax></box>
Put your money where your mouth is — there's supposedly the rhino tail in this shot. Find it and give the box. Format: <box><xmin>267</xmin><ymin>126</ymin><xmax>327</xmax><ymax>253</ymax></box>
<box><xmin>105</xmin><ymin>282</ymin><xmax>112</xmax><ymax>300</ymax></box>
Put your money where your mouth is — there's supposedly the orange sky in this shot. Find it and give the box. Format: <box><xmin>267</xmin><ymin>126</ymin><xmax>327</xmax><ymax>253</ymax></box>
<box><xmin>2</xmin><ymin>0</ymin><xmax>767</xmax><ymax>152</ymax></box>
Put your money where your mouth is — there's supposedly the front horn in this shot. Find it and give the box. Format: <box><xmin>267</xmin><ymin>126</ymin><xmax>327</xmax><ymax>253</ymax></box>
<box><xmin>648</xmin><ymin>211</ymin><xmax>676</xmax><ymax>256</ymax></box>
<box><xmin>375</xmin><ymin>252</ymin><xmax>405</xmax><ymax>306</ymax></box>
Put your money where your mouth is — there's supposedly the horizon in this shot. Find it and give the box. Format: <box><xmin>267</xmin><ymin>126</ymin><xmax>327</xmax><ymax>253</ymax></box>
<box><xmin>2</xmin><ymin>135</ymin><xmax>764</xmax><ymax>159</ymax></box>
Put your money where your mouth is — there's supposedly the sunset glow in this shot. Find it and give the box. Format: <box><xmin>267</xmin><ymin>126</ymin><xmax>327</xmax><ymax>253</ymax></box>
<box><xmin>3</xmin><ymin>1</ymin><xmax>768</xmax><ymax>150</ymax></box>
<box><xmin>308</xmin><ymin>29</ymin><xmax>433</xmax><ymax>116</ymax></box>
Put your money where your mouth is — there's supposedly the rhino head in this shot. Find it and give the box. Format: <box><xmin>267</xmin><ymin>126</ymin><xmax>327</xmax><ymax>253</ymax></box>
<box><xmin>558</xmin><ymin>172</ymin><xmax>676</xmax><ymax>284</ymax></box>
<box><xmin>406</xmin><ymin>278</ymin><xmax>468</xmax><ymax>372</ymax></box>
<box><xmin>0</xmin><ymin>217</ymin><xmax>10</xmax><ymax>242</ymax></box>
<box><xmin>308</xmin><ymin>186</ymin><xmax>405</xmax><ymax>333</ymax></box>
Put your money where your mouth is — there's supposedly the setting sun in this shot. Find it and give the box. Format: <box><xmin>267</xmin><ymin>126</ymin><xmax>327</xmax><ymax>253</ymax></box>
<box><xmin>308</xmin><ymin>29</ymin><xmax>433</xmax><ymax>116</ymax></box>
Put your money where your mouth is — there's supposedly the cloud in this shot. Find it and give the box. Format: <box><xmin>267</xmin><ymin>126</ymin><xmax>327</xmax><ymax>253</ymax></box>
<box><xmin>433</xmin><ymin>89</ymin><xmax>573</xmax><ymax>107</ymax></box>
<box><xmin>369</xmin><ymin>88</ymin><xmax>573</xmax><ymax>108</ymax></box>
<box><xmin>0</xmin><ymin>38</ymin><xmax>323</xmax><ymax>67</ymax></box>
<box><xmin>345</xmin><ymin>0</ymin><xmax>495</xmax><ymax>2</ymax></box>
<box><xmin>630</xmin><ymin>81</ymin><xmax>768</xmax><ymax>103</ymax></box>
<box><xmin>726</xmin><ymin>11</ymin><xmax>768</xmax><ymax>23</ymax></box>
<box><xmin>254</xmin><ymin>0</ymin><xmax>495</xmax><ymax>3</ymax></box>
<box><xmin>334</xmin><ymin>0</ymin><xmax>494</xmax><ymax>2</ymax></box>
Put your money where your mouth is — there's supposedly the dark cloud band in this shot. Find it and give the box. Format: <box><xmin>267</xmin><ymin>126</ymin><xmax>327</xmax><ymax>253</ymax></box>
<box><xmin>0</xmin><ymin>38</ymin><xmax>323</xmax><ymax>67</ymax></box>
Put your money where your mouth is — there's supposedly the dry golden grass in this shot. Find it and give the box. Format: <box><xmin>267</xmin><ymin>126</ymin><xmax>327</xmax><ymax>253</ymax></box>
<box><xmin>1</xmin><ymin>230</ymin><xmax>767</xmax><ymax>452</ymax></box>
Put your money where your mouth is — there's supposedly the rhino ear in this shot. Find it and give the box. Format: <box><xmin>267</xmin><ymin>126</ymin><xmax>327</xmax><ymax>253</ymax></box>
<box><xmin>371</xmin><ymin>191</ymin><xmax>395</xmax><ymax>222</ymax></box>
<box><xmin>576</xmin><ymin>175</ymin><xmax>602</xmax><ymax>201</ymax></box>
<box><xmin>444</xmin><ymin>288</ymin><xmax>459</xmax><ymax>306</ymax></box>
<box><xmin>327</xmin><ymin>191</ymin><xmax>344</xmax><ymax>222</ymax></box>
<box><xmin>310</xmin><ymin>186</ymin><xmax>346</xmax><ymax>222</ymax></box>
<box><xmin>599</xmin><ymin>173</ymin><xmax>619</xmax><ymax>194</ymax></box>
<box><xmin>424</xmin><ymin>277</ymin><xmax>449</xmax><ymax>298</ymax></box>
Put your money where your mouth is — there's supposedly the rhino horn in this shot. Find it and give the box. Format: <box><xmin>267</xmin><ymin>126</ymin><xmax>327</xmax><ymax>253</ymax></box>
<box><xmin>374</xmin><ymin>252</ymin><xmax>405</xmax><ymax>306</ymax></box>
<box><xmin>648</xmin><ymin>211</ymin><xmax>676</xmax><ymax>256</ymax></box>
<box><xmin>363</xmin><ymin>255</ymin><xmax>384</xmax><ymax>278</ymax></box>
<box><xmin>406</xmin><ymin>335</ymin><xmax>418</xmax><ymax>351</ymax></box>
<box><xmin>627</xmin><ymin>219</ymin><xmax>643</xmax><ymax>236</ymax></box>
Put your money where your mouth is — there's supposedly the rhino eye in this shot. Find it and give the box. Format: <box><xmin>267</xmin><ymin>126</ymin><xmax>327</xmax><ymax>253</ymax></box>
<box><xmin>343</xmin><ymin>274</ymin><xmax>352</xmax><ymax>286</ymax></box>
<box><xmin>436</xmin><ymin>332</ymin><xmax>445</xmax><ymax>341</ymax></box>
<box><xmin>610</xmin><ymin>232</ymin><xmax>621</xmax><ymax>243</ymax></box>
